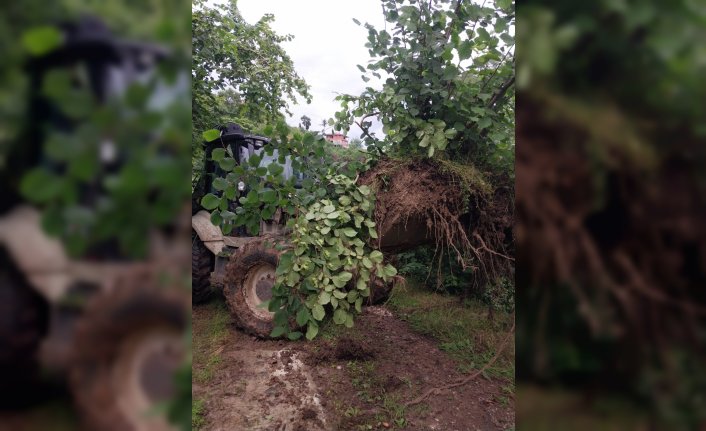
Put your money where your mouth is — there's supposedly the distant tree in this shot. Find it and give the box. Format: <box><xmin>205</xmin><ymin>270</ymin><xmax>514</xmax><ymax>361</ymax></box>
<box><xmin>299</xmin><ymin>115</ymin><xmax>311</xmax><ymax>131</ymax></box>
<box><xmin>320</xmin><ymin>119</ymin><xmax>328</xmax><ymax>134</ymax></box>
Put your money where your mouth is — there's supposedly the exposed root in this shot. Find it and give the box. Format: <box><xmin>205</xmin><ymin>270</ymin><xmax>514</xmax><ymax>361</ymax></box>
<box><xmin>360</xmin><ymin>157</ymin><xmax>514</xmax><ymax>288</ymax></box>
<box><xmin>517</xmin><ymin>90</ymin><xmax>706</xmax><ymax>383</ymax></box>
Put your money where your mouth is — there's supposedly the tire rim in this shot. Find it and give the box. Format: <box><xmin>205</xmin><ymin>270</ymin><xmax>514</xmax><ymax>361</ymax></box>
<box><xmin>243</xmin><ymin>263</ymin><xmax>276</xmax><ymax>320</ymax></box>
<box><xmin>112</xmin><ymin>327</ymin><xmax>183</xmax><ymax>431</ymax></box>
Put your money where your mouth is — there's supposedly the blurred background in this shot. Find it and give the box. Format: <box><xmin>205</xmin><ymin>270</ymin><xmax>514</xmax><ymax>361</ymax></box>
<box><xmin>516</xmin><ymin>1</ymin><xmax>706</xmax><ymax>430</ymax></box>
<box><xmin>0</xmin><ymin>1</ymin><xmax>191</xmax><ymax>430</ymax></box>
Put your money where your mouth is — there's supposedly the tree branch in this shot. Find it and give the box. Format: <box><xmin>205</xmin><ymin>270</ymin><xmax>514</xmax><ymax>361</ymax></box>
<box><xmin>487</xmin><ymin>74</ymin><xmax>515</xmax><ymax>109</ymax></box>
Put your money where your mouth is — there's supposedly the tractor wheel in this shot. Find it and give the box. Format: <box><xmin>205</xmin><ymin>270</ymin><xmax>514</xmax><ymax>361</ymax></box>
<box><xmin>192</xmin><ymin>229</ymin><xmax>214</xmax><ymax>304</ymax></box>
<box><xmin>224</xmin><ymin>240</ymin><xmax>281</xmax><ymax>338</ymax></box>
<box><xmin>0</xmin><ymin>253</ymin><xmax>49</xmax><ymax>405</ymax></box>
<box><xmin>69</xmin><ymin>285</ymin><xmax>187</xmax><ymax>431</ymax></box>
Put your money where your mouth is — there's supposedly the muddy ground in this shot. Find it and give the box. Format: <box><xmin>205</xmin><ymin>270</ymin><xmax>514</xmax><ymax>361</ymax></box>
<box><xmin>192</xmin><ymin>301</ymin><xmax>514</xmax><ymax>431</ymax></box>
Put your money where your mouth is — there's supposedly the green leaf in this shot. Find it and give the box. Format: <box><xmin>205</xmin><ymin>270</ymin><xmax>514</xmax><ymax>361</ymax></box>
<box><xmin>355</xmin><ymin>297</ymin><xmax>363</xmax><ymax>312</ymax></box>
<box><xmin>358</xmin><ymin>185</ymin><xmax>371</xmax><ymax>196</ymax></box>
<box><xmin>270</xmin><ymin>326</ymin><xmax>286</xmax><ymax>338</ymax></box>
<box><xmin>20</xmin><ymin>169</ymin><xmax>62</xmax><ymax>202</ymax></box>
<box><xmin>268</xmin><ymin>163</ymin><xmax>284</xmax><ymax>176</ymax></box>
<box><xmin>339</xmin><ymin>196</ymin><xmax>351</xmax><ymax>206</ymax></box>
<box><xmin>213</xmin><ymin>177</ymin><xmax>228</xmax><ymax>191</ymax></box>
<box><xmin>342</xmin><ymin>228</ymin><xmax>357</xmax><ymax>237</ymax></box>
<box><xmin>249</xmin><ymin>153</ymin><xmax>262</xmax><ymax>167</ymax></box>
<box><xmin>296</xmin><ymin>307</ymin><xmax>310</xmax><ymax>326</ymax></box>
<box><xmin>333</xmin><ymin>309</ymin><xmax>348</xmax><ymax>325</ymax></box>
<box><xmin>356</xmin><ymin>278</ymin><xmax>367</xmax><ymax>291</ymax></box>
<box><xmin>22</xmin><ymin>26</ymin><xmax>62</xmax><ymax>56</ymax></box>
<box><xmin>312</xmin><ymin>304</ymin><xmax>326</xmax><ymax>321</ymax></box>
<box><xmin>211</xmin><ymin>148</ymin><xmax>226</xmax><ymax>162</ymax></box>
<box><xmin>370</xmin><ymin>250</ymin><xmax>383</xmax><ymax>263</ymax></box>
<box><xmin>333</xmin><ymin>289</ymin><xmax>347</xmax><ymax>300</ymax></box>
<box><xmin>219</xmin><ymin>157</ymin><xmax>236</xmax><ymax>171</ymax></box>
<box><xmin>288</xmin><ymin>331</ymin><xmax>303</xmax><ymax>340</ymax></box>
<box><xmin>318</xmin><ymin>291</ymin><xmax>331</xmax><ymax>305</ymax></box>
<box><xmin>327</xmin><ymin>211</ymin><xmax>340</xmax><ymax>219</ymax></box>
<box><xmin>306</xmin><ymin>323</ymin><xmax>319</xmax><ymax>340</ymax></box>
<box><xmin>260</xmin><ymin>189</ymin><xmax>278</xmax><ymax>203</ymax></box>
<box><xmin>202</xmin><ymin>129</ymin><xmax>221</xmax><ymax>142</ymax></box>
<box><xmin>322</xmin><ymin>205</ymin><xmax>335</xmax><ymax>213</ymax></box>
<box><xmin>331</xmin><ymin>275</ymin><xmax>347</xmax><ymax>288</ymax></box>
<box><xmin>201</xmin><ymin>194</ymin><xmax>220</xmax><ymax>210</ymax></box>
<box><xmin>383</xmin><ymin>264</ymin><xmax>398</xmax><ymax>277</ymax></box>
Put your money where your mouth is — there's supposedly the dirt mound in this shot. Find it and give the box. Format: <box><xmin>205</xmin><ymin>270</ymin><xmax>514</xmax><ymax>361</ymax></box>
<box><xmin>306</xmin><ymin>336</ymin><xmax>377</xmax><ymax>364</ymax></box>
<box><xmin>360</xmin><ymin>157</ymin><xmax>513</xmax><ymax>287</ymax></box>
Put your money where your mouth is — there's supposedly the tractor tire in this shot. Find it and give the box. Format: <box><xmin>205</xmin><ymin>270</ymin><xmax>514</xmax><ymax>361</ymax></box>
<box><xmin>192</xmin><ymin>229</ymin><xmax>213</xmax><ymax>304</ymax></box>
<box><xmin>69</xmin><ymin>285</ymin><xmax>187</xmax><ymax>431</ymax></box>
<box><xmin>224</xmin><ymin>240</ymin><xmax>281</xmax><ymax>338</ymax></box>
<box><xmin>0</xmin><ymin>254</ymin><xmax>49</xmax><ymax>404</ymax></box>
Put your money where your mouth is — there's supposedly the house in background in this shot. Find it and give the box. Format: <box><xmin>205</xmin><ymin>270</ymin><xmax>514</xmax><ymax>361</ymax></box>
<box><xmin>323</xmin><ymin>132</ymin><xmax>349</xmax><ymax>148</ymax></box>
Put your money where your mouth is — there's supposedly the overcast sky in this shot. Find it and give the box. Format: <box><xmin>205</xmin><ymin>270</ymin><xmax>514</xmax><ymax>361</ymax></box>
<box><xmin>236</xmin><ymin>0</ymin><xmax>387</xmax><ymax>138</ymax></box>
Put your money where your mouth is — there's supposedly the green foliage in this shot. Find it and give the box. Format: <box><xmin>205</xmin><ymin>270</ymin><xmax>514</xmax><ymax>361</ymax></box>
<box><xmin>192</xmin><ymin>0</ymin><xmax>311</xmax><ymax>186</ymax></box>
<box><xmin>397</xmin><ymin>246</ymin><xmax>514</xmax><ymax>312</ymax></box>
<box><xmin>269</xmin><ymin>174</ymin><xmax>397</xmax><ymax>340</ymax></box>
<box><xmin>19</xmin><ymin>68</ymin><xmax>190</xmax><ymax>257</ymax></box>
<box><xmin>335</xmin><ymin>0</ymin><xmax>515</xmax><ymax>171</ymax></box>
<box><xmin>203</xmin><ymin>121</ymin><xmax>396</xmax><ymax>338</ymax></box>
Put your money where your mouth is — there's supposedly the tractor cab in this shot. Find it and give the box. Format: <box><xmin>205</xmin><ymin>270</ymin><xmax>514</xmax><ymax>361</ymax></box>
<box><xmin>202</xmin><ymin>122</ymin><xmax>297</xmax><ymax>197</ymax></box>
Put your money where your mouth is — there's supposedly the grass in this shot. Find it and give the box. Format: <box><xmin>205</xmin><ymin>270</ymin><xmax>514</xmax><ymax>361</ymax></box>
<box><xmin>387</xmin><ymin>280</ymin><xmax>515</xmax><ymax>381</ymax></box>
<box><xmin>192</xmin><ymin>298</ymin><xmax>231</xmax><ymax>430</ymax></box>
<box><xmin>193</xmin><ymin>299</ymin><xmax>230</xmax><ymax>384</ymax></box>
<box><xmin>192</xmin><ymin>398</ymin><xmax>206</xmax><ymax>430</ymax></box>
<box><xmin>343</xmin><ymin>360</ymin><xmax>409</xmax><ymax>430</ymax></box>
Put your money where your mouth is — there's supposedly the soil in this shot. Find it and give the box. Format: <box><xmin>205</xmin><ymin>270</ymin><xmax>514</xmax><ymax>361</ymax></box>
<box><xmin>193</xmin><ymin>303</ymin><xmax>514</xmax><ymax>431</ymax></box>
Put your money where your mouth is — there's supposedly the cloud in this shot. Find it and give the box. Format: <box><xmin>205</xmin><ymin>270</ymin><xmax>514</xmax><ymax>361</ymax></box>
<box><xmin>236</xmin><ymin>0</ymin><xmax>386</xmax><ymax>138</ymax></box>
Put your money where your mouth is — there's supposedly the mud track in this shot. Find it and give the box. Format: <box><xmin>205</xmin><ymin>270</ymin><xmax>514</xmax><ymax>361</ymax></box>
<box><xmin>193</xmin><ymin>303</ymin><xmax>514</xmax><ymax>431</ymax></box>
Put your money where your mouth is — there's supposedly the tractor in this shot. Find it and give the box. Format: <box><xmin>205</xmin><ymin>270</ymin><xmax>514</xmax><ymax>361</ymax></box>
<box><xmin>191</xmin><ymin>123</ymin><xmax>398</xmax><ymax>338</ymax></box>
<box><xmin>0</xmin><ymin>18</ymin><xmax>188</xmax><ymax>431</ymax></box>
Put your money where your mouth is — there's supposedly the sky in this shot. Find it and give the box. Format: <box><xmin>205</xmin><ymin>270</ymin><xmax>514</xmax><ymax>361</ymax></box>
<box><xmin>236</xmin><ymin>0</ymin><xmax>387</xmax><ymax>138</ymax></box>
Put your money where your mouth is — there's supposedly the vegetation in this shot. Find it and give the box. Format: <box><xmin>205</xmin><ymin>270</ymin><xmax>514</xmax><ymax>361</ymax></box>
<box><xmin>517</xmin><ymin>0</ymin><xmax>706</xmax><ymax>428</ymax></box>
<box><xmin>388</xmin><ymin>281</ymin><xmax>515</xmax><ymax>380</ymax></box>
<box><xmin>195</xmin><ymin>0</ymin><xmax>515</xmax><ymax>339</ymax></box>
<box><xmin>192</xmin><ymin>0</ymin><xmax>310</xmax><ymax>186</ymax></box>
<box><xmin>2</xmin><ymin>3</ymin><xmax>192</xmax><ymax>431</ymax></box>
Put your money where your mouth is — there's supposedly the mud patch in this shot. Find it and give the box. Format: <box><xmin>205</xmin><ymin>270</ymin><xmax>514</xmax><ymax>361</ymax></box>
<box><xmin>194</xmin><ymin>300</ymin><xmax>514</xmax><ymax>431</ymax></box>
<box><xmin>192</xmin><ymin>305</ymin><xmax>327</xmax><ymax>431</ymax></box>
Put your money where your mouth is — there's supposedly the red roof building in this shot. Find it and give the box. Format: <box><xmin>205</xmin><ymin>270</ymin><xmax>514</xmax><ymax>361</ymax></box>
<box><xmin>323</xmin><ymin>132</ymin><xmax>349</xmax><ymax>148</ymax></box>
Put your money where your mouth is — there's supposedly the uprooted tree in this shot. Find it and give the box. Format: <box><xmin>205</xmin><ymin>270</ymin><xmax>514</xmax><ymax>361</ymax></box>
<box><xmin>199</xmin><ymin>0</ymin><xmax>515</xmax><ymax>339</ymax></box>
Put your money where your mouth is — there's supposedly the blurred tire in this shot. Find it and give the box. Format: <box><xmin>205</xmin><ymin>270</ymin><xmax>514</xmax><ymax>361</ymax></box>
<box><xmin>192</xmin><ymin>229</ymin><xmax>213</xmax><ymax>304</ymax></box>
<box><xmin>0</xmin><ymin>253</ymin><xmax>48</xmax><ymax>404</ymax></box>
<box><xmin>69</xmin><ymin>285</ymin><xmax>187</xmax><ymax>431</ymax></box>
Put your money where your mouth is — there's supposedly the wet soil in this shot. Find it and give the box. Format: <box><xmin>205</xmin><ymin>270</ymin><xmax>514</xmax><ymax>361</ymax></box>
<box><xmin>193</xmin><ymin>303</ymin><xmax>514</xmax><ymax>431</ymax></box>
